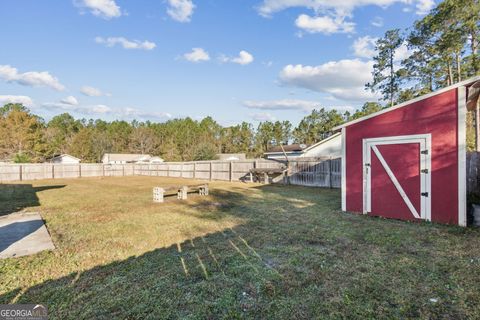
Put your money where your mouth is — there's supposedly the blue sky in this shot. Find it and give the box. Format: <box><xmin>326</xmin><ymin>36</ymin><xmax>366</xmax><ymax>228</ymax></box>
<box><xmin>0</xmin><ymin>0</ymin><xmax>435</xmax><ymax>126</ymax></box>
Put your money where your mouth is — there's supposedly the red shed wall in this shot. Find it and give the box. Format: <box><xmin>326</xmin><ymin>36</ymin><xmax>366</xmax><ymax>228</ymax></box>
<box><xmin>345</xmin><ymin>89</ymin><xmax>459</xmax><ymax>224</ymax></box>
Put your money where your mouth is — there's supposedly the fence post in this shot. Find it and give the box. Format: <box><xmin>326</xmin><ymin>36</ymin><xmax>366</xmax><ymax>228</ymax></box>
<box><xmin>79</xmin><ymin>164</ymin><xmax>82</xmax><ymax>178</ymax></box>
<box><xmin>229</xmin><ymin>161</ymin><xmax>233</xmax><ymax>182</ymax></box>
<box><xmin>193</xmin><ymin>162</ymin><xmax>196</xmax><ymax>179</ymax></box>
<box><xmin>19</xmin><ymin>164</ymin><xmax>23</xmax><ymax>181</ymax></box>
<box><xmin>328</xmin><ymin>158</ymin><xmax>332</xmax><ymax>188</ymax></box>
<box><xmin>209</xmin><ymin>162</ymin><xmax>213</xmax><ymax>181</ymax></box>
<box><xmin>102</xmin><ymin>164</ymin><xmax>105</xmax><ymax>177</ymax></box>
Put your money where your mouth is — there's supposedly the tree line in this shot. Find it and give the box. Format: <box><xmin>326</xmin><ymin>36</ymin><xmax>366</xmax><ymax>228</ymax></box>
<box><xmin>0</xmin><ymin>102</ymin><xmax>380</xmax><ymax>163</ymax></box>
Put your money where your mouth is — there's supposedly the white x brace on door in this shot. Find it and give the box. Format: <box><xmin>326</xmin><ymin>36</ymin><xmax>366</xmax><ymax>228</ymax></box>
<box><xmin>362</xmin><ymin>134</ymin><xmax>432</xmax><ymax>221</ymax></box>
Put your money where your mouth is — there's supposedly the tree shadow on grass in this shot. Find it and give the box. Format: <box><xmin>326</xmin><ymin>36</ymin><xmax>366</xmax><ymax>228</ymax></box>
<box><xmin>0</xmin><ymin>184</ymin><xmax>65</xmax><ymax>216</ymax></box>
<box><xmin>0</xmin><ymin>222</ymin><xmax>285</xmax><ymax>319</ymax></box>
<box><xmin>0</xmin><ymin>183</ymin><xmax>336</xmax><ymax>319</ymax></box>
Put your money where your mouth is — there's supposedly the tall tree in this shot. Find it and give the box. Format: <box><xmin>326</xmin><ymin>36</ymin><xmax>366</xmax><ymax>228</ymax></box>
<box><xmin>0</xmin><ymin>104</ymin><xmax>45</xmax><ymax>161</ymax></box>
<box><xmin>367</xmin><ymin>29</ymin><xmax>404</xmax><ymax>107</ymax></box>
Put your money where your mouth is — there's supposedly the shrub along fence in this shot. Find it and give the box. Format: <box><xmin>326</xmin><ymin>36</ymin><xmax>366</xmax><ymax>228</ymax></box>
<box><xmin>0</xmin><ymin>158</ymin><xmax>342</xmax><ymax>188</ymax></box>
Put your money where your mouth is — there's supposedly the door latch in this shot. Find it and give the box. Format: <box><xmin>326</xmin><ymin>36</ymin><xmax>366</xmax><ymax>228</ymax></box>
<box><xmin>421</xmin><ymin>150</ymin><xmax>428</xmax><ymax>155</ymax></box>
<box><xmin>421</xmin><ymin>169</ymin><xmax>429</xmax><ymax>174</ymax></box>
<box><xmin>421</xmin><ymin>192</ymin><xmax>429</xmax><ymax>197</ymax></box>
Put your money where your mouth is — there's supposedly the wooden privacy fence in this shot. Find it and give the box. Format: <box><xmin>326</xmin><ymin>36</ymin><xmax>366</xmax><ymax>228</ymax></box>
<box><xmin>467</xmin><ymin>152</ymin><xmax>480</xmax><ymax>197</ymax></box>
<box><xmin>134</xmin><ymin>160</ymin><xmax>284</xmax><ymax>182</ymax></box>
<box><xmin>0</xmin><ymin>164</ymin><xmax>135</xmax><ymax>182</ymax></box>
<box><xmin>288</xmin><ymin>157</ymin><xmax>341</xmax><ymax>188</ymax></box>
<box><xmin>0</xmin><ymin>158</ymin><xmax>342</xmax><ymax>188</ymax></box>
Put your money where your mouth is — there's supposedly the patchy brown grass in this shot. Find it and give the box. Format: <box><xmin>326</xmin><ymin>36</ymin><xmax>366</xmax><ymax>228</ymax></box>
<box><xmin>0</xmin><ymin>176</ymin><xmax>479</xmax><ymax>319</ymax></box>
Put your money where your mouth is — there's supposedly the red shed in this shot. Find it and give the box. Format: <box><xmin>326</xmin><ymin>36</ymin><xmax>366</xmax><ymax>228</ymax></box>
<box><xmin>334</xmin><ymin>76</ymin><xmax>480</xmax><ymax>226</ymax></box>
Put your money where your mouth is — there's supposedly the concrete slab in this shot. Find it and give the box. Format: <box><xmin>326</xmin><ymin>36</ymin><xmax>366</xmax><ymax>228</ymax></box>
<box><xmin>0</xmin><ymin>212</ymin><xmax>55</xmax><ymax>259</ymax></box>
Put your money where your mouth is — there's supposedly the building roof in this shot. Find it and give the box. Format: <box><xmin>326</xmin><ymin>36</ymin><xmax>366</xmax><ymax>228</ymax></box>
<box><xmin>103</xmin><ymin>153</ymin><xmax>151</xmax><ymax>161</ymax></box>
<box><xmin>333</xmin><ymin>75</ymin><xmax>480</xmax><ymax>131</ymax></box>
<box><xmin>50</xmin><ymin>154</ymin><xmax>81</xmax><ymax>161</ymax></box>
<box><xmin>265</xmin><ymin>144</ymin><xmax>309</xmax><ymax>154</ymax></box>
<box><xmin>302</xmin><ymin>132</ymin><xmax>341</xmax><ymax>153</ymax></box>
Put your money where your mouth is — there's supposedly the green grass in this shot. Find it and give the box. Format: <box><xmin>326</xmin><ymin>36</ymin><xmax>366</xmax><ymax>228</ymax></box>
<box><xmin>0</xmin><ymin>176</ymin><xmax>480</xmax><ymax>319</ymax></box>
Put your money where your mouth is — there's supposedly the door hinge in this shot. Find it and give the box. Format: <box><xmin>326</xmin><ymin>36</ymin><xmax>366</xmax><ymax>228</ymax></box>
<box><xmin>421</xmin><ymin>169</ymin><xmax>429</xmax><ymax>174</ymax></box>
<box><xmin>421</xmin><ymin>150</ymin><xmax>428</xmax><ymax>155</ymax></box>
<box><xmin>421</xmin><ymin>192</ymin><xmax>429</xmax><ymax>197</ymax></box>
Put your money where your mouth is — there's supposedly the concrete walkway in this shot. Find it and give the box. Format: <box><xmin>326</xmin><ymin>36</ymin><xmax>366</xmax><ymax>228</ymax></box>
<box><xmin>0</xmin><ymin>212</ymin><xmax>55</xmax><ymax>259</ymax></box>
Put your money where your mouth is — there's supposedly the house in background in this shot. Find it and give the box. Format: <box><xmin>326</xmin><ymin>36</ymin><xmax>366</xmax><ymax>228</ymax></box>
<box><xmin>264</xmin><ymin>133</ymin><xmax>342</xmax><ymax>160</ymax></box>
<box><xmin>264</xmin><ymin>144</ymin><xmax>309</xmax><ymax>160</ymax></box>
<box><xmin>216</xmin><ymin>153</ymin><xmax>246</xmax><ymax>161</ymax></box>
<box><xmin>149</xmin><ymin>156</ymin><xmax>164</xmax><ymax>163</ymax></box>
<box><xmin>48</xmin><ymin>154</ymin><xmax>81</xmax><ymax>164</ymax></box>
<box><xmin>101</xmin><ymin>153</ymin><xmax>164</xmax><ymax>164</ymax></box>
<box><xmin>300</xmin><ymin>132</ymin><xmax>342</xmax><ymax>158</ymax></box>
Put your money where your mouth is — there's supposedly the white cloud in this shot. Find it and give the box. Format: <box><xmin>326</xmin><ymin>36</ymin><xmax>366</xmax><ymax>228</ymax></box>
<box><xmin>0</xmin><ymin>95</ymin><xmax>34</xmax><ymax>107</ymax></box>
<box><xmin>117</xmin><ymin>107</ymin><xmax>172</xmax><ymax>120</ymax></box>
<box><xmin>352</xmin><ymin>36</ymin><xmax>377</xmax><ymax>59</ymax></box>
<box><xmin>41</xmin><ymin>102</ymin><xmax>111</xmax><ymax>115</ymax></box>
<box><xmin>41</xmin><ymin>102</ymin><xmax>171</xmax><ymax>120</ymax></box>
<box><xmin>75</xmin><ymin>0</ymin><xmax>122</xmax><ymax>19</ymax></box>
<box><xmin>257</xmin><ymin>0</ymin><xmax>431</xmax><ymax>16</ymax></box>
<box><xmin>371</xmin><ymin>16</ymin><xmax>384</xmax><ymax>27</ymax></box>
<box><xmin>249</xmin><ymin>112</ymin><xmax>276</xmax><ymax>121</ymax></box>
<box><xmin>243</xmin><ymin>99</ymin><xmax>320</xmax><ymax>112</ymax></box>
<box><xmin>353</xmin><ymin>36</ymin><xmax>412</xmax><ymax>63</ymax></box>
<box><xmin>183</xmin><ymin>48</ymin><xmax>210</xmax><ymax>62</ymax></box>
<box><xmin>257</xmin><ymin>0</ymin><xmax>434</xmax><ymax>35</ymax></box>
<box><xmin>279</xmin><ymin>59</ymin><xmax>378</xmax><ymax>102</ymax></box>
<box><xmin>0</xmin><ymin>65</ymin><xmax>65</xmax><ymax>91</ymax></box>
<box><xmin>394</xmin><ymin>42</ymin><xmax>412</xmax><ymax>63</ymax></box>
<box><xmin>220</xmin><ymin>50</ymin><xmax>254</xmax><ymax>65</ymax></box>
<box><xmin>295</xmin><ymin>14</ymin><xmax>355</xmax><ymax>34</ymax></box>
<box><xmin>415</xmin><ymin>0</ymin><xmax>434</xmax><ymax>15</ymax></box>
<box><xmin>80</xmin><ymin>86</ymin><xmax>107</xmax><ymax>97</ymax></box>
<box><xmin>167</xmin><ymin>0</ymin><xmax>195</xmax><ymax>22</ymax></box>
<box><xmin>95</xmin><ymin>37</ymin><xmax>156</xmax><ymax>50</ymax></box>
<box><xmin>60</xmin><ymin>96</ymin><xmax>79</xmax><ymax>106</ymax></box>
<box><xmin>89</xmin><ymin>104</ymin><xmax>112</xmax><ymax>114</ymax></box>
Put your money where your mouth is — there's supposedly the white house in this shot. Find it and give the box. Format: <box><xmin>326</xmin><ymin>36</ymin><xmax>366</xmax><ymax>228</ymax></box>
<box><xmin>264</xmin><ymin>132</ymin><xmax>342</xmax><ymax>160</ymax></box>
<box><xmin>102</xmin><ymin>153</ymin><xmax>164</xmax><ymax>164</ymax></box>
<box><xmin>301</xmin><ymin>132</ymin><xmax>341</xmax><ymax>158</ymax></box>
<box><xmin>264</xmin><ymin>144</ymin><xmax>309</xmax><ymax>160</ymax></box>
<box><xmin>48</xmin><ymin>154</ymin><xmax>81</xmax><ymax>164</ymax></box>
<box><xmin>149</xmin><ymin>156</ymin><xmax>164</xmax><ymax>163</ymax></box>
<box><xmin>216</xmin><ymin>153</ymin><xmax>246</xmax><ymax>161</ymax></box>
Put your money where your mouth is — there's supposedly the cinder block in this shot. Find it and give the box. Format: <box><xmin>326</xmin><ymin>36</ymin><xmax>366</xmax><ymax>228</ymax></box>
<box><xmin>177</xmin><ymin>186</ymin><xmax>188</xmax><ymax>200</ymax></box>
<box><xmin>153</xmin><ymin>187</ymin><xmax>165</xmax><ymax>203</ymax></box>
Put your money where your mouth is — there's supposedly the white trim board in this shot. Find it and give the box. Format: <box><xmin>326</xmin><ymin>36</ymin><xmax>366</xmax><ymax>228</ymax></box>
<box><xmin>362</xmin><ymin>134</ymin><xmax>432</xmax><ymax>221</ymax></box>
<box><xmin>458</xmin><ymin>86</ymin><xmax>467</xmax><ymax>227</ymax></box>
<box><xmin>341</xmin><ymin>128</ymin><xmax>346</xmax><ymax>211</ymax></box>
<box><xmin>333</xmin><ymin>76</ymin><xmax>480</xmax><ymax>131</ymax></box>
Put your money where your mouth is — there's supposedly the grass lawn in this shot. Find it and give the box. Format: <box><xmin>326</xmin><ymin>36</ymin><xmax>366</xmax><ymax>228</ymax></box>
<box><xmin>0</xmin><ymin>176</ymin><xmax>480</xmax><ymax>319</ymax></box>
